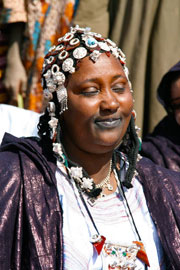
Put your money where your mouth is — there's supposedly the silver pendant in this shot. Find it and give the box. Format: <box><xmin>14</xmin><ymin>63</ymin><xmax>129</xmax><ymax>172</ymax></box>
<box><xmin>107</xmin><ymin>184</ymin><xmax>113</xmax><ymax>191</ymax></box>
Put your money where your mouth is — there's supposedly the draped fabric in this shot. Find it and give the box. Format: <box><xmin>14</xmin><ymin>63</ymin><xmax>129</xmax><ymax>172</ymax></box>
<box><xmin>0</xmin><ymin>0</ymin><xmax>75</xmax><ymax>112</ymax></box>
<box><xmin>141</xmin><ymin>116</ymin><xmax>180</xmax><ymax>172</ymax></box>
<box><xmin>0</xmin><ymin>133</ymin><xmax>180</xmax><ymax>269</ymax></box>
<box><xmin>0</xmin><ymin>134</ymin><xmax>63</xmax><ymax>270</ymax></box>
<box><xmin>136</xmin><ymin>157</ymin><xmax>180</xmax><ymax>270</ymax></box>
<box><xmin>141</xmin><ymin>61</ymin><xmax>180</xmax><ymax>171</ymax></box>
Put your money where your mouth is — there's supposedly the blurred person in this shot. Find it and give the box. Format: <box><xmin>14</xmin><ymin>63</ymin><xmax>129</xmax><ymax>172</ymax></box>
<box><xmin>141</xmin><ymin>61</ymin><xmax>180</xmax><ymax>172</ymax></box>
<box><xmin>0</xmin><ymin>0</ymin><xmax>76</xmax><ymax>112</ymax></box>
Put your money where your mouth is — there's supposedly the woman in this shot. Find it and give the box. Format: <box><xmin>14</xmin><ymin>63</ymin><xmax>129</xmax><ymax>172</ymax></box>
<box><xmin>0</xmin><ymin>25</ymin><xmax>179</xmax><ymax>269</ymax></box>
<box><xmin>141</xmin><ymin>61</ymin><xmax>180</xmax><ymax>172</ymax></box>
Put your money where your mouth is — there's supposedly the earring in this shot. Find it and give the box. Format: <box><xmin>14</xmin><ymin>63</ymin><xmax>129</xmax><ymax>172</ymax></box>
<box><xmin>47</xmin><ymin>102</ymin><xmax>58</xmax><ymax>141</ymax></box>
<box><xmin>131</xmin><ymin>109</ymin><xmax>137</xmax><ymax>120</ymax></box>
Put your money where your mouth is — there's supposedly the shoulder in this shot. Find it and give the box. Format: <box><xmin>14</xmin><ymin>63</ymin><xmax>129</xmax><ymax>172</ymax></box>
<box><xmin>0</xmin><ymin>133</ymin><xmax>56</xmax><ymax>171</ymax></box>
<box><xmin>136</xmin><ymin>156</ymin><xmax>180</xmax><ymax>192</ymax></box>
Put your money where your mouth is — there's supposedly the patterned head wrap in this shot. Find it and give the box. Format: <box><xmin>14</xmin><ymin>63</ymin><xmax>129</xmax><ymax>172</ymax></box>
<box><xmin>41</xmin><ymin>25</ymin><xmax>131</xmax><ymax>117</ymax></box>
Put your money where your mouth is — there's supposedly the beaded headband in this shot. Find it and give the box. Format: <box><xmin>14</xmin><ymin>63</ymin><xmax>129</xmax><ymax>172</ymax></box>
<box><xmin>42</xmin><ymin>25</ymin><xmax>131</xmax><ymax>115</ymax></box>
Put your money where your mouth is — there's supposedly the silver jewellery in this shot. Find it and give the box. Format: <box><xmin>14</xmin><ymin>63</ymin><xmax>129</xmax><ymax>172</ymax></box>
<box><xmin>56</xmin><ymin>44</ymin><xmax>64</xmax><ymax>51</ymax></box>
<box><xmin>98</xmin><ymin>42</ymin><xmax>111</xmax><ymax>52</ymax></box>
<box><xmin>47</xmin><ymin>102</ymin><xmax>58</xmax><ymax>140</ymax></box>
<box><xmin>46</xmin><ymin>56</ymin><xmax>54</xmax><ymax>64</ymax></box>
<box><xmin>69</xmin><ymin>38</ymin><xmax>80</xmax><ymax>46</ymax></box>
<box><xmin>90</xmin><ymin>50</ymin><xmax>101</xmax><ymax>62</ymax></box>
<box><xmin>56</xmin><ymin>85</ymin><xmax>68</xmax><ymax>113</ymax></box>
<box><xmin>73</xmin><ymin>47</ymin><xmax>87</xmax><ymax>59</ymax></box>
<box><xmin>42</xmin><ymin>25</ymin><xmax>131</xmax><ymax>133</ymax></box>
<box><xmin>85</xmin><ymin>37</ymin><xmax>98</xmax><ymax>48</ymax></box>
<box><xmin>63</xmin><ymin>32</ymin><xmax>74</xmax><ymax>41</ymax></box>
<box><xmin>95</xmin><ymin>159</ymin><xmax>113</xmax><ymax>195</ymax></box>
<box><xmin>43</xmin><ymin>88</ymin><xmax>53</xmax><ymax>101</ymax></box>
<box><xmin>62</xmin><ymin>58</ymin><xmax>75</xmax><ymax>73</ymax></box>
<box><xmin>58</xmin><ymin>50</ymin><xmax>68</xmax><ymax>60</ymax></box>
<box><xmin>103</xmin><ymin>241</ymin><xmax>140</xmax><ymax>269</ymax></box>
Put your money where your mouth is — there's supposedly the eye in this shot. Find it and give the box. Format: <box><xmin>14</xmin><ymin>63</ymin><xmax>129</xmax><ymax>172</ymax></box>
<box><xmin>81</xmin><ymin>87</ymin><xmax>100</xmax><ymax>96</ymax></box>
<box><xmin>111</xmin><ymin>83</ymin><xmax>126</xmax><ymax>93</ymax></box>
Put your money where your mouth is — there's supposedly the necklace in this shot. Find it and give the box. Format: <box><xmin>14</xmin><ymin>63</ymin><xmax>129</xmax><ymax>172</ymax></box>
<box><xmin>95</xmin><ymin>159</ymin><xmax>113</xmax><ymax>192</ymax></box>
<box><xmin>77</xmin><ymin>156</ymin><xmax>150</xmax><ymax>269</ymax></box>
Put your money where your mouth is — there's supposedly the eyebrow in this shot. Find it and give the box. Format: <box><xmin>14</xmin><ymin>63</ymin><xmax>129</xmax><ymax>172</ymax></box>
<box><xmin>79</xmin><ymin>75</ymin><xmax>125</xmax><ymax>85</ymax></box>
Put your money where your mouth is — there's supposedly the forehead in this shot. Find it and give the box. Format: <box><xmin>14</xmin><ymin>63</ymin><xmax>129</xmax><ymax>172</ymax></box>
<box><xmin>67</xmin><ymin>53</ymin><xmax>126</xmax><ymax>84</ymax></box>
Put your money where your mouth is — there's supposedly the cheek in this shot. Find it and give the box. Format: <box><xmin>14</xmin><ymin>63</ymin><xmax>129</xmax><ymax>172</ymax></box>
<box><xmin>175</xmin><ymin>110</ymin><xmax>180</xmax><ymax>125</ymax></box>
<box><xmin>119</xmin><ymin>94</ymin><xmax>133</xmax><ymax>116</ymax></box>
<box><xmin>67</xmin><ymin>94</ymin><xmax>99</xmax><ymax>119</ymax></box>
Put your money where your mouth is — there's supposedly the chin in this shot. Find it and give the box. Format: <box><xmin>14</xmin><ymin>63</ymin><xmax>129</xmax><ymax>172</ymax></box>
<box><xmin>94</xmin><ymin>136</ymin><xmax>123</xmax><ymax>150</ymax></box>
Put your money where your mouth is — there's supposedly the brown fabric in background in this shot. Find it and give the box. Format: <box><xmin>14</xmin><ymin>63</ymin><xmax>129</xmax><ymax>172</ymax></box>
<box><xmin>109</xmin><ymin>0</ymin><xmax>180</xmax><ymax>136</ymax></box>
<box><xmin>74</xmin><ymin>0</ymin><xmax>180</xmax><ymax>137</ymax></box>
<box><xmin>73</xmin><ymin>0</ymin><xmax>110</xmax><ymax>37</ymax></box>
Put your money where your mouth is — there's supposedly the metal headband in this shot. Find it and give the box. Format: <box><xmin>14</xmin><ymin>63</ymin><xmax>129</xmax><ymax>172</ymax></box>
<box><xmin>42</xmin><ymin>25</ymin><xmax>129</xmax><ymax>115</ymax></box>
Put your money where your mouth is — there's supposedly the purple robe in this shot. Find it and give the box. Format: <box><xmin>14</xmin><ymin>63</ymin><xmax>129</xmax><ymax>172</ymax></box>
<box><xmin>0</xmin><ymin>133</ymin><xmax>180</xmax><ymax>269</ymax></box>
<box><xmin>141</xmin><ymin>115</ymin><xmax>180</xmax><ymax>172</ymax></box>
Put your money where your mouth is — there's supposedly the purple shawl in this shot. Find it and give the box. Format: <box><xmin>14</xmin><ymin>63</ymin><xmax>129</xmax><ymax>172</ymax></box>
<box><xmin>141</xmin><ymin>61</ymin><xmax>180</xmax><ymax>172</ymax></box>
<box><xmin>141</xmin><ymin>115</ymin><xmax>180</xmax><ymax>171</ymax></box>
<box><xmin>0</xmin><ymin>134</ymin><xmax>180</xmax><ymax>269</ymax></box>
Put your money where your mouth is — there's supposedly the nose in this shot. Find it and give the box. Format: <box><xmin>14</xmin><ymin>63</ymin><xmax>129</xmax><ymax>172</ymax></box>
<box><xmin>100</xmin><ymin>89</ymin><xmax>119</xmax><ymax>112</ymax></box>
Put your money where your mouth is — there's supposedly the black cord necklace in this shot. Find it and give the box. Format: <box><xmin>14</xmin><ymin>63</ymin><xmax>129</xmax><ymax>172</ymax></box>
<box><xmin>77</xmin><ymin>152</ymin><xmax>149</xmax><ymax>269</ymax></box>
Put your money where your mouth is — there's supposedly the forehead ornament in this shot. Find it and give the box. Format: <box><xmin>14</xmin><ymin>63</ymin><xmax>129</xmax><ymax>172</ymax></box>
<box><xmin>58</xmin><ymin>50</ymin><xmax>69</xmax><ymax>60</ymax></box>
<box><xmin>106</xmin><ymin>38</ymin><xmax>116</xmax><ymax>48</ymax></box>
<box><xmin>98</xmin><ymin>42</ymin><xmax>111</xmax><ymax>51</ymax></box>
<box><xmin>73</xmin><ymin>47</ymin><xmax>87</xmax><ymax>59</ymax></box>
<box><xmin>62</xmin><ymin>58</ymin><xmax>75</xmax><ymax>73</ymax></box>
<box><xmin>46</xmin><ymin>56</ymin><xmax>54</xmax><ymax>64</ymax></box>
<box><xmin>56</xmin><ymin>44</ymin><xmax>64</xmax><ymax>51</ymax></box>
<box><xmin>63</xmin><ymin>32</ymin><xmax>74</xmax><ymax>41</ymax></box>
<box><xmin>90</xmin><ymin>50</ymin><xmax>101</xmax><ymax>63</ymax></box>
<box><xmin>69</xmin><ymin>38</ymin><xmax>80</xmax><ymax>46</ymax></box>
<box><xmin>85</xmin><ymin>37</ymin><xmax>97</xmax><ymax>48</ymax></box>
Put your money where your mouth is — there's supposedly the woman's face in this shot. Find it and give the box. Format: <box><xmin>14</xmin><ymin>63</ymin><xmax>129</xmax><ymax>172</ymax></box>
<box><xmin>170</xmin><ymin>77</ymin><xmax>180</xmax><ymax>125</ymax></box>
<box><xmin>61</xmin><ymin>53</ymin><xmax>133</xmax><ymax>155</ymax></box>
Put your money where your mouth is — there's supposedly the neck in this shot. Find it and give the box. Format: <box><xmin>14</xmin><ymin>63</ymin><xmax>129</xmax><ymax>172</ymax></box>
<box><xmin>61</xmin><ymin>138</ymin><xmax>114</xmax><ymax>185</ymax></box>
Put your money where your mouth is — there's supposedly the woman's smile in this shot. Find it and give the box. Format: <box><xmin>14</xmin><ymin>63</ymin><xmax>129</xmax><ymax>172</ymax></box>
<box><xmin>61</xmin><ymin>53</ymin><xmax>133</xmax><ymax>155</ymax></box>
<box><xmin>94</xmin><ymin>117</ymin><xmax>122</xmax><ymax>129</ymax></box>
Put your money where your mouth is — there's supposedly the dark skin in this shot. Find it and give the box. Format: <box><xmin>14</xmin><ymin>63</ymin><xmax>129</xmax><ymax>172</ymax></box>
<box><xmin>61</xmin><ymin>54</ymin><xmax>133</xmax><ymax>195</ymax></box>
<box><xmin>170</xmin><ymin>76</ymin><xmax>180</xmax><ymax>125</ymax></box>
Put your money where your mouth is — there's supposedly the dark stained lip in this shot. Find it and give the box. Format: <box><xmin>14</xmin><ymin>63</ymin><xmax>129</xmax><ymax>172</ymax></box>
<box><xmin>95</xmin><ymin>117</ymin><xmax>121</xmax><ymax>122</ymax></box>
<box><xmin>94</xmin><ymin>117</ymin><xmax>122</xmax><ymax>129</ymax></box>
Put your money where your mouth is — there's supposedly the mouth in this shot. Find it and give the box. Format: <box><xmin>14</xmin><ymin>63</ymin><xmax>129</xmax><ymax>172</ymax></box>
<box><xmin>94</xmin><ymin>117</ymin><xmax>122</xmax><ymax>129</ymax></box>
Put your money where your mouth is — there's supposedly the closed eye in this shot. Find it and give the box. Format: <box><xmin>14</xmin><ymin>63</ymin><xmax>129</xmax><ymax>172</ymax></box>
<box><xmin>111</xmin><ymin>84</ymin><xmax>125</xmax><ymax>93</ymax></box>
<box><xmin>81</xmin><ymin>87</ymin><xmax>100</xmax><ymax>96</ymax></box>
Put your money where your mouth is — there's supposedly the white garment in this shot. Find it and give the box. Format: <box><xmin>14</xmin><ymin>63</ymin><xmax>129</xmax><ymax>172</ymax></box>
<box><xmin>0</xmin><ymin>104</ymin><xmax>40</xmax><ymax>143</ymax></box>
<box><xmin>56</xmin><ymin>164</ymin><xmax>166</xmax><ymax>270</ymax></box>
